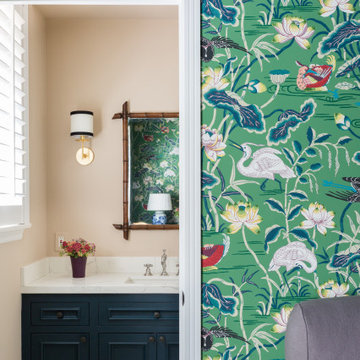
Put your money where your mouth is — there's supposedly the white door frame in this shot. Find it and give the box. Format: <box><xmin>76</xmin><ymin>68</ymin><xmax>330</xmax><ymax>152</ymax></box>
<box><xmin>8</xmin><ymin>0</ymin><xmax>201</xmax><ymax>358</ymax></box>
<box><xmin>178</xmin><ymin>1</ymin><xmax>201</xmax><ymax>359</ymax></box>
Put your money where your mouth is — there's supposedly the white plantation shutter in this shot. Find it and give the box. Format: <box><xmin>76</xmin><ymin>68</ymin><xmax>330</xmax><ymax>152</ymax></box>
<box><xmin>0</xmin><ymin>4</ymin><xmax>29</xmax><ymax>242</ymax></box>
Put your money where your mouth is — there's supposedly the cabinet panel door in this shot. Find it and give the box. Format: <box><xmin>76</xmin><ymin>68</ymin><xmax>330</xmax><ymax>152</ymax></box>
<box><xmin>31</xmin><ymin>333</ymin><xmax>89</xmax><ymax>360</ymax></box>
<box><xmin>157</xmin><ymin>333</ymin><xmax>179</xmax><ymax>360</ymax></box>
<box><xmin>99</xmin><ymin>333</ymin><xmax>156</xmax><ymax>360</ymax></box>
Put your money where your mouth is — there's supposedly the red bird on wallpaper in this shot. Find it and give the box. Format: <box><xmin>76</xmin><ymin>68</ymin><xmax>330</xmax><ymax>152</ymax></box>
<box><xmin>296</xmin><ymin>55</ymin><xmax>336</xmax><ymax>91</ymax></box>
<box><xmin>202</xmin><ymin>235</ymin><xmax>230</xmax><ymax>270</ymax></box>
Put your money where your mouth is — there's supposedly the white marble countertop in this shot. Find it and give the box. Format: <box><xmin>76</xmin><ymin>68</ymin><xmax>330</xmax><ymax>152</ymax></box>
<box><xmin>21</xmin><ymin>257</ymin><xmax>179</xmax><ymax>294</ymax></box>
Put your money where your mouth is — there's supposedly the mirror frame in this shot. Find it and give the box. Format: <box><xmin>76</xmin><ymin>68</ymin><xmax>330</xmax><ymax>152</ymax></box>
<box><xmin>112</xmin><ymin>101</ymin><xmax>179</xmax><ymax>240</ymax></box>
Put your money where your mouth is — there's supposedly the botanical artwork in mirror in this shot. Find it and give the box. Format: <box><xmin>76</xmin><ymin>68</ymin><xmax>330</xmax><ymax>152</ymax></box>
<box><xmin>128</xmin><ymin>117</ymin><xmax>179</xmax><ymax>225</ymax></box>
<box><xmin>112</xmin><ymin>102</ymin><xmax>179</xmax><ymax>239</ymax></box>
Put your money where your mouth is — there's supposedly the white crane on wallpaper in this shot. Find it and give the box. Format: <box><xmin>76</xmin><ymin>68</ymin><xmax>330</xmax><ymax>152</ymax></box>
<box><xmin>230</xmin><ymin>141</ymin><xmax>296</xmax><ymax>191</ymax></box>
<box><xmin>268</xmin><ymin>242</ymin><xmax>318</xmax><ymax>273</ymax></box>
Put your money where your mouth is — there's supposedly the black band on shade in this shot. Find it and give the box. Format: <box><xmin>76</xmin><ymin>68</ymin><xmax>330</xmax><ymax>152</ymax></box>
<box><xmin>70</xmin><ymin>131</ymin><xmax>94</xmax><ymax>137</ymax></box>
<box><xmin>70</xmin><ymin>110</ymin><xmax>94</xmax><ymax>116</ymax></box>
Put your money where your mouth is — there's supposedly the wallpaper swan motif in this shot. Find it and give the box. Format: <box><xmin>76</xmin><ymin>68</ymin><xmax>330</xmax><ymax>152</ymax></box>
<box><xmin>201</xmin><ymin>0</ymin><xmax>360</xmax><ymax>359</ymax></box>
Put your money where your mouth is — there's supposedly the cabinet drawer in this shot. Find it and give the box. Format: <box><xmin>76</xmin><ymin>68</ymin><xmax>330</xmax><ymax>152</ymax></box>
<box><xmin>99</xmin><ymin>300</ymin><xmax>178</xmax><ymax>326</ymax></box>
<box><xmin>31</xmin><ymin>302</ymin><xmax>89</xmax><ymax>326</ymax></box>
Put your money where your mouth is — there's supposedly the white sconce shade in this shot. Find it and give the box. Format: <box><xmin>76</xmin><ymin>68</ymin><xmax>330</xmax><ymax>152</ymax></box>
<box><xmin>147</xmin><ymin>193</ymin><xmax>172</xmax><ymax>211</ymax></box>
<box><xmin>70</xmin><ymin>110</ymin><xmax>94</xmax><ymax>138</ymax></box>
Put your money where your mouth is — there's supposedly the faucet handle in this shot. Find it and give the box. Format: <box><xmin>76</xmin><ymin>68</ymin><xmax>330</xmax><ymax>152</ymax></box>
<box><xmin>144</xmin><ymin>264</ymin><xmax>153</xmax><ymax>276</ymax></box>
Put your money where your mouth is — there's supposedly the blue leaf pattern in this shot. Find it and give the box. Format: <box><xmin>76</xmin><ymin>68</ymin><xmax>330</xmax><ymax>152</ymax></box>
<box><xmin>318</xmin><ymin>20</ymin><xmax>360</xmax><ymax>58</ymax></box>
<box><xmin>202</xmin><ymin>283</ymin><xmax>239</xmax><ymax>316</ymax></box>
<box><xmin>204</xmin><ymin>89</ymin><xmax>265</xmax><ymax>133</ymax></box>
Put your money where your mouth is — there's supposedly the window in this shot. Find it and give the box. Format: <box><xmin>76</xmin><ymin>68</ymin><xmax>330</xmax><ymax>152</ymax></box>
<box><xmin>0</xmin><ymin>4</ymin><xmax>30</xmax><ymax>243</ymax></box>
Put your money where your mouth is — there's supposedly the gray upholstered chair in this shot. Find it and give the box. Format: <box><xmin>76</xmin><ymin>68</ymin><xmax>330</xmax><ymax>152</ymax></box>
<box><xmin>285</xmin><ymin>296</ymin><xmax>360</xmax><ymax>359</ymax></box>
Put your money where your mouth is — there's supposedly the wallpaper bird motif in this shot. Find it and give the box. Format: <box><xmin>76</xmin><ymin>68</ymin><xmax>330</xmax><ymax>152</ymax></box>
<box><xmin>201</xmin><ymin>0</ymin><xmax>360</xmax><ymax>359</ymax></box>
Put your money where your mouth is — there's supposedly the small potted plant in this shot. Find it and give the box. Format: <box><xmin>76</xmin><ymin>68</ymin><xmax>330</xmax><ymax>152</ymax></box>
<box><xmin>60</xmin><ymin>238</ymin><xmax>96</xmax><ymax>278</ymax></box>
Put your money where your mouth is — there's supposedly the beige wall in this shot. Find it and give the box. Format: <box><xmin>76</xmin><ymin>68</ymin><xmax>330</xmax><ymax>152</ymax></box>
<box><xmin>45</xmin><ymin>18</ymin><xmax>179</xmax><ymax>256</ymax></box>
<box><xmin>0</xmin><ymin>6</ymin><xmax>48</xmax><ymax>359</ymax></box>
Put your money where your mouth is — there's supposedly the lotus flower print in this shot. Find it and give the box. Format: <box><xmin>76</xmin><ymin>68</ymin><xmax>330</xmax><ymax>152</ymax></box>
<box><xmin>335</xmin><ymin>113</ymin><xmax>351</xmax><ymax>130</ymax></box>
<box><xmin>300</xmin><ymin>202</ymin><xmax>335</xmax><ymax>235</ymax></box>
<box><xmin>201</xmin><ymin>125</ymin><xmax>226</xmax><ymax>162</ymax></box>
<box><xmin>271</xmin><ymin>306</ymin><xmax>293</xmax><ymax>333</ymax></box>
<box><xmin>202</xmin><ymin>67</ymin><xmax>230</xmax><ymax>93</ymax></box>
<box><xmin>319</xmin><ymin>0</ymin><xmax>355</xmax><ymax>17</ymax></box>
<box><xmin>274</xmin><ymin>17</ymin><xmax>314</xmax><ymax>49</ymax></box>
<box><xmin>221</xmin><ymin>202</ymin><xmax>262</xmax><ymax>234</ymax></box>
<box><xmin>248</xmin><ymin>79</ymin><xmax>267</xmax><ymax>93</ymax></box>
<box><xmin>318</xmin><ymin>280</ymin><xmax>349</xmax><ymax>298</ymax></box>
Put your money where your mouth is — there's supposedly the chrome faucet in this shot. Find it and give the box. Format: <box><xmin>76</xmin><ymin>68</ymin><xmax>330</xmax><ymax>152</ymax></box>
<box><xmin>160</xmin><ymin>249</ymin><xmax>168</xmax><ymax>276</ymax></box>
<box><xmin>144</xmin><ymin>264</ymin><xmax>153</xmax><ymax>276</ymax></box>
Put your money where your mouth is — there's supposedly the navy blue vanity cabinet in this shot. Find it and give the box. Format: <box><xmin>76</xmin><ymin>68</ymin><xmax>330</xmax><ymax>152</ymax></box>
<box><xmin>22</xmin><ymin>294</ymin><xmax>179</xmax><ymax>360</ymax></box>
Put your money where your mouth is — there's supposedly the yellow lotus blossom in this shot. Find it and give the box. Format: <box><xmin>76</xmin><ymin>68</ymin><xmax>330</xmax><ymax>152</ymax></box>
<box><xmin>271</xmin><ymin>306</ymin><xmax>293</xmax><ymax>333</ymax></box>
<box><xmin>221</xmin><ymin>202</ymin><xmax>262</xmax><ymax>234</ymax></box>
<box><xmin>202</xmin><ymin>67</ymin><xmax>230</xmax><ymax>93</ymax></box>
<box><xmin>319</xmin><ymin>0</ymin><xmax>355</xmax><ymax>17</ymax></box>
<box><xmin>318</xmin><ymin>280</ymin><xmax>349</xmax><ymax>298</ymax></box>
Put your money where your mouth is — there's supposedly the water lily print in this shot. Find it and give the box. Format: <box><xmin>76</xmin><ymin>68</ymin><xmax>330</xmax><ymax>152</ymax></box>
<box><xmin>300</xmin><ymin>202</ymin><xmax>335</xmax><ymax>235</ymax></box>
<box><xmin>319</xmin><ymin>0</ymin><xmax>355</xmax><ymax>17</ymax></box>
<box><xmin>202</xmin><ymin>0</ymin><xmax>360</xmax><ymax>358</ymax></box>
<box><xmin>271</xmin><ymin>306</ymin><xmax>293</xmax><ymax>333</ymax></box>
<box><xmin>201</xmin><ymin>125</ymin><xmax>226</xmax><ymax>162</ymax></box>
<box><xmin>335</xmin><ymin>113</ymin><xmax>351</xmax><ymax>130</ymax></box>
<box><xmin>248</xmin><ymin>80</ymin><xmax>267</xmax><ymax>94</ymax></box>
<box><xmin>318</xmin><ymin>280</ymin><xmax>349</xmax><ymax>297</ymax></box>
<box><xmin>202</xmin><ymin>67</ymin><xmax>230</xmax><ymax>93</ymax></box>
<box><xmin>221</xmin><ymin>202</ymin><xmax>262</xmax><ymax>234</ymax></box>
<box><xmin>273</xmin><ymin>17</ymin><xmax>315</xmax><ymax>49</ymax></box>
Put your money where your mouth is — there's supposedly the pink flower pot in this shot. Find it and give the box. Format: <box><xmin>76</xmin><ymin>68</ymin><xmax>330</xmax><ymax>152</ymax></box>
<box><xmin>70</xmin><ymin>256</ymin><xmax>87</xmax><ymax>278</ymax></box>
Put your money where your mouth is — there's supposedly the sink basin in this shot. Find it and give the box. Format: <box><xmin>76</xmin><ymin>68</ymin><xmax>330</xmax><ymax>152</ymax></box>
<box><xmin>125</xmin><ymin>276</ymin><xmax>178</xmax><ymax>285</ymax></box>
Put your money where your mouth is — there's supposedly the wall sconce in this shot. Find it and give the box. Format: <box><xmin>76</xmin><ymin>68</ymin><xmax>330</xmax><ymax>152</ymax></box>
<box><xmin>70</xmin><ymin>110</ymin><xmax>94</xmax><ymax>166</ymax></box>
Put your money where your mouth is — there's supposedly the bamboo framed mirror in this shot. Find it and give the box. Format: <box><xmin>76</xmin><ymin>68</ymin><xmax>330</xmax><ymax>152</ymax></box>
<box><xmin>112</xmin><ymin>102</ymin><xmax>179</xmax><ymax>239</ymax></box>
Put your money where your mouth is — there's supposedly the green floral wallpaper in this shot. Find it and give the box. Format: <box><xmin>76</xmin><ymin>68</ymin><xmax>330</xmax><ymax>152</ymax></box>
<box><xmin>129</xmin><ymin>118</ymin><xmax>179</xmax><ymax>224</ymax></box>
<box><xmin>201</xmin><ymin>0</ymin><xmax>360</xmax><ymax>359</ymax></box>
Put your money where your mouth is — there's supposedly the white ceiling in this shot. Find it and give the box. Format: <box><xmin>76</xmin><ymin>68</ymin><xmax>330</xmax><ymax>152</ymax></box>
<box><xmin>36</xmin><ymin>5</ymin><xmax>178</xmax><ymax>19</ymax></box>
